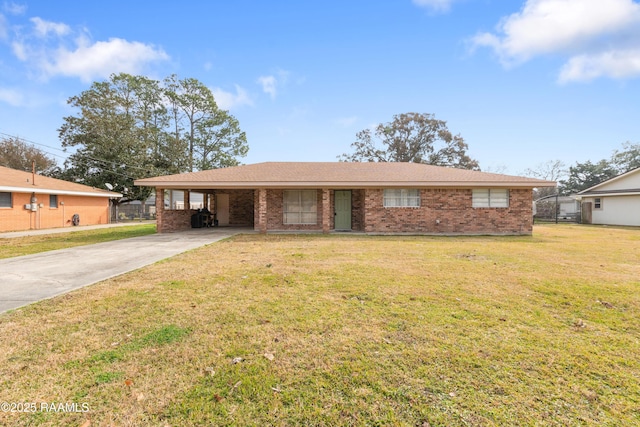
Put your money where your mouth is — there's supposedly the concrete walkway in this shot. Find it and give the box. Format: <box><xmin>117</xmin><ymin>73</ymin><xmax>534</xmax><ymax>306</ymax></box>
<box><xmin>0</xmin><ymin>227</ymin><xmax>248</xmax><ymax>314</ymax></box>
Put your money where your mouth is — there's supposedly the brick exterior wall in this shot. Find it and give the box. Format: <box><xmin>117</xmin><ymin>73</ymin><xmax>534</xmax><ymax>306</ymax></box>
<box><xmin>213</xmin><ymin>190</ymin><xmax>254</xmax><ymax>226</ymax></box>
<box><xmin>155</xmin><ymin>186</ymin><xmax>533</xmax><ymax>235</ymax></box>
<box><xmin>0</xmin><ymin>192</ymin><xmax>111</xmax><ymax>232</ymax></box>
<box><xmin>157</xmin><ymin>209</ymin><xmax>195</xmax><ymax>232</ymax></box>
<box><xmin>363</xmin><ymin>188</ymin><xmax>533</xmax><ymax>235</ymax></box>
<box><xmin>254</xmin><ymin>189</ymin><xmax>267</xmax><ymax>232</ymax></box>
<box><xmin>260</xmin><ymin>189</ymin><xmax>325</xmax><ymax>231</ymax></box>
<box><xmin>352</xmin><ymin>189</ymin><xmax>365</xmax><ymax>232</ymax></box>
<box><xmin>155</xmin><ymin>188</ymin><xmax>193</xmax><ymax>232</ymax></box>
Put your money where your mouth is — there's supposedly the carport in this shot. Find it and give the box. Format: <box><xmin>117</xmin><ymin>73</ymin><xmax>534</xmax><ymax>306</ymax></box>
<box><xmin>153</xmin><ymin>188</ymin><xmax>255</xmax><ymax>233</ymax></box>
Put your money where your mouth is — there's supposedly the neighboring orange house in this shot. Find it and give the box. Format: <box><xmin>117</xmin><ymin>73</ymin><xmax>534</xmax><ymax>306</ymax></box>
<box><xmin>0</xmin><ymin>166</ymin><xmax>122</xmax><ymax>232</ymax></box>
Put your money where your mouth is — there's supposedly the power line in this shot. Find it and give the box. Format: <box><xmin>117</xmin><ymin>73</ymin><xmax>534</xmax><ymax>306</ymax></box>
<box><xmin>0</xmin><ymin>131</ymin><xmax>67</xmax><ymax>154</ymax></box>
<box><xmin>0</xmin><ymin>131</ymin><xmax>161</xmax><ymax>178</ymax></box>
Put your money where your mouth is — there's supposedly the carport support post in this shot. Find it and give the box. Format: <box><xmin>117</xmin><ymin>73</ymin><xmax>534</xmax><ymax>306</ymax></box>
<box><xmin>322</xmin><ymin>188</ymin><xmax>330</xmax><ymax>234</ymax></box>
<box><xmin>257</xmin><ymin>188</ymin><xmax>267</xmax><ymax>233</ymax></box>
<box><xmin>155</xmin><ymin>188</ymin><xmax>164</xmax><ymax>232</ymax></box>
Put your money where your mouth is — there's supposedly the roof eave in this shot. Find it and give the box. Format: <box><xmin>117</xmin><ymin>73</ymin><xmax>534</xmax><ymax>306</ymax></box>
<box><xmin>0</xmin><ymin>185</ymin><xmax>122</xmax><ymax>198</ymax></box>
<box><xmin>576</xmin><ymin>191</ymin><xmax>640</xmax><ymax>198</ymax></box>
<box><xmin>134</xmin><ymin>180</ymin><xmax>554</xmax><ymax>189</ymax></box>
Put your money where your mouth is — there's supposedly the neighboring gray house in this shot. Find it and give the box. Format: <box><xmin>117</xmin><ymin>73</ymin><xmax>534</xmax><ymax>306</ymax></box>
<box><xmin>534</xmin><ymin>195</ymin><xmax>580</xmax><ymax>222</ymax></box>
<box><xmin>576</xmin><ymin>167</ymin><xmax>640</xmax><ymax>226</ymax></box>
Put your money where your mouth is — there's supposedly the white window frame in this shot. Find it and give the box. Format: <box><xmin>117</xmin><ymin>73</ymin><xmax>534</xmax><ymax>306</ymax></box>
<box><xmin>283</xmin><ymin>190</ymin><xmax>317</xmax><ymax>224</ymax></box>
<box><xmin>472</xmin><ymin>189</ymin><xmax>509</xmax><ymax>208</ymax></box>
<box><xmin>49</xmin><ymin>194</ymin><xmax>58</xmax><ymax>208</ymax></box>
<box><xmin>383</xmin><ymin>189</ymin><xmax>421</xmax><ymax>208</ymax></box>
<box><xmin>594</xmin><ymin>198</ymin><xmax>602</xmax><ymax>209</ymax></box>
<box><xmin>0</xmin><ymin>192</ymin><xmax>12</xmax><ymax>208</ymax></box>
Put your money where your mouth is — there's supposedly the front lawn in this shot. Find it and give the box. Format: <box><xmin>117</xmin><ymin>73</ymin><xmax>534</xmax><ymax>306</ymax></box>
<box><xmin>0</xmin><ymin>224</ymin><xmax>156</xmax><ymax>259</ymax></box>
<box><xmin>1</xmin><ymin>224</ymin><xmax>638</xmax><ymax>426</ymax></box>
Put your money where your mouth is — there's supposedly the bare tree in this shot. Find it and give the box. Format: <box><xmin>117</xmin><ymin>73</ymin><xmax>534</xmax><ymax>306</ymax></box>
<box><xmin>523</xmin><ymin>160</ymin><xmax>566</xmax><ymax>199</ymax></box>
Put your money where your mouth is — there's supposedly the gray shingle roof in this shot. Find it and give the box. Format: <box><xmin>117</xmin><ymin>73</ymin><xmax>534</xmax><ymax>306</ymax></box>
<box><xmin>134</xmin><ymin>162</ymin><xmax>556</xmax><ymax>189</ymax></box>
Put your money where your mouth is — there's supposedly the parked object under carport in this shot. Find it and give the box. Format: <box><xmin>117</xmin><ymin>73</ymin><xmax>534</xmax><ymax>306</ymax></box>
<box><xmin>191</xmin><ymin>212</ymin><xmax>204</xmax><ymax>228</ymax></box>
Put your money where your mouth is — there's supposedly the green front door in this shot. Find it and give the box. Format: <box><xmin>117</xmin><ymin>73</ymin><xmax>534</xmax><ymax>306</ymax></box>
<box><xmin>334</xmin><ymin>190</ymin><xmax>352</xmax><ymax>231</ymax></box>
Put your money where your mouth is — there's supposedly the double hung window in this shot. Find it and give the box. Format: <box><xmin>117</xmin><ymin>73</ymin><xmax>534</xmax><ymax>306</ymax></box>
<box><xmin>594</xmin><ymin>198</ymin><xmax>602</xmax><ymax>209</ymax></box>
<box><xmin>472</xmin><ymin>189</ymin><xmax>509</xmax><ymax>208</ymax></box>
<box><xmin>0</xmin><ymin>192</ymin><xmax>12</xmax><ymax>208</ymax></box>
<box><xmin>283</xmin><ymin>190</ymin><xmax>317</xmax><ymax>224</ymax></box>
<box><xmin>383</xmin><ymin>189</ymin><xmax>420</xmax><ymax>207</ymax></box>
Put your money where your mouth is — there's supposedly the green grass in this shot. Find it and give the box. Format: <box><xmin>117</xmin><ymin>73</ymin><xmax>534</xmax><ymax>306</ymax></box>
<box><xmin>0</xmin><ymin>224</ymin><xmax>156</xmax><ymax>259</ymax></box>
<box><xmin>0</xmin><ymin>224</ymin><xmax>639</xmax><ymax>426</ymax></box>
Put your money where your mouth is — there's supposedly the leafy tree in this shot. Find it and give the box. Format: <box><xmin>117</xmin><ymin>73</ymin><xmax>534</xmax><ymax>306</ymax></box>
<box><xmin>559</xmin><ymin>160</ymin><xmax>618</xmax><ymax>195</ymax></box>
<box><xmin>59</xmin><ymin>74</ymin><xmax>161</xmax><ymax>202</ymax></box>
<box><xmin>161</xmin><ymin>76</ymin><xmax>190</xmax><ymax>174</ymax></box>
<box><xmin>0</xmin><ymin>136</ymin><xmax>58</xmax><ymax>175</ymax></box>
<box><xmin>611</xmin><ymin>141</ymin><xmax>640</xmax><ymax>173</ymax></box>
<box><xmin>339</xmin><ymin>112</ymin><xmax>479</xmax><ymax>170</ymax></box>
<box><xmin>164</xmin><ymin>75</ymin><xmax>247</xmax><ymax>171</ymax></box>
<box><xmin>58</xmin><ymin>72</ymin><xmax>248</xmax><ymax>202</ymax></box>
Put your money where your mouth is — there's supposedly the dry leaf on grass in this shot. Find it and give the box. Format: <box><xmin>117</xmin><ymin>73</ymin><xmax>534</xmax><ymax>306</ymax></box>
<box><xmin>228</xmin><ymin>381</ymin><xmax>242</xmax><ymax>396</ymax></box>
<box><xmin>597</xmin><ymin>300</ymin><xmax>614</xmax><ymax>309</ymax></box>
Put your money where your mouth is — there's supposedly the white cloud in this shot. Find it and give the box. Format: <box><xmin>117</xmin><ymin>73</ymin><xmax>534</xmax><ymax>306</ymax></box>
<box><xmin>257</xmin><ymin>75</ymin><xmax>277</xmax><ymax>98</ymax></box>
<box><xmin>0</xmin><ymin>87</ymin><xmax>24</xmax><ymax>106</ymax></box>
<box><xmin>335</xmin><ymin>116</ymin><xmax>358</xmax><ymax>127</ymax></box>
<box><xmin>2</xmin><ymin>2</ymin><xmax>26</xmax><ymax>15</ymax></box>
<box><xmin>471</xmin><ymin>0</ymin><xmax>640</xmax><ymax>82</ymax></box>
<box><xmin>30</xmin><ymin>17</ymin><xmax>70</xmax><ymax>38</ymax></box>
<box><xmin>412</xmin><ymin>0</ymin><xmax>456</xmax><ymax>13</ymax></box>
<box><xmin>5</xmin><ymin>13</ymin><xmax>169</xmax><ymax>82</ymax></box>
<box><xmin>11</xmin><ymin>39</ymin><xmax>27</xmax><ymax>60</ymax></box>
<box><xmin>211</xmin><ymin>84</ymin><xmax>253</xmax><ymax>110</ymax></box>
<box><xmin>0</xmin><ymin>13</ymin><xmax>7</xmax><ymax>40</ymax></box>
<box><xmin>42</xmin><ymin>37</ymin><xmax>168</xmax><ymax>82</ymax></box>
<box><xmin>256</xmin><ymin>69</ymin><xmax>293</xmax><ymax>99</ymax></box>
<box><xmin>558</xmin><ymin>49</ymin><xmax>640</xmax><ymax>83</ymax></box>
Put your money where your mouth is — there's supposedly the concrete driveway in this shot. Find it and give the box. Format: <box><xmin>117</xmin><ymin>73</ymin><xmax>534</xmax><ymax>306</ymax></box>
<box><xmin>0</xmin><ymin>228</ymin><xmax>246</xmax><ymax>314</ymax></box>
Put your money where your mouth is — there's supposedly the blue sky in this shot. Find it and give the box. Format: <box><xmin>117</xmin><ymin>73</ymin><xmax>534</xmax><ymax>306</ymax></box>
<box><xmin>1</xmin><ymin>0</ymin><xmax>640</xmax><ymax>176</ymax></box>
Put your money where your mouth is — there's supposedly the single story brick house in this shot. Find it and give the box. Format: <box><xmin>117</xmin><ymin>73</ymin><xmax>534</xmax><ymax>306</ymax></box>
<box><xmin>0</xmin><ymin>165</ymin><xmax>121</xmax><ymax>232</ymax></box>
<box><xmin>575</xmin><ymin>167</ymin><xmax>640</xmax><ymax>226</ymax></box>
<box><xmin>135</xmin><ymin>162</ymin><xmax>554</xmax><ymax>235</ymax></box>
